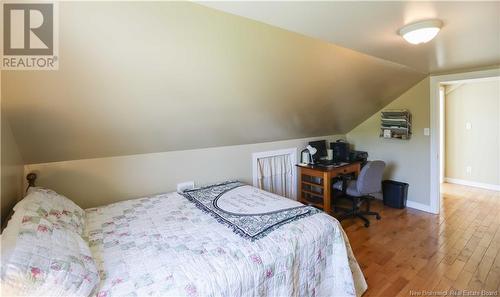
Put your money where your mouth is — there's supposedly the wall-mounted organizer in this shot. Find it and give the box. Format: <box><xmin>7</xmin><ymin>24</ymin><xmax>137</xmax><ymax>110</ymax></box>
<box><xmin>380</xmin><ymin>109</ymin><xmax>412</xmax><ymax>140</ymax></box>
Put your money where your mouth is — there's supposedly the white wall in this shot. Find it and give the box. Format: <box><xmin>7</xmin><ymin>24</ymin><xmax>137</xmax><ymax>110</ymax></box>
<box><xmin>1</xmin><ymin>103</ymin><xmax>24</xmax><ymax>225</ymax></box>
<box><xmin>445</xmin><ymin>79</ymin><xmax>500</xmax><ymax>186</ymax></box>
<box><xmin>2</xmin><ymin>1</ymin><xmax>423</xmax><ymax>165</ymax></box>
<box><xmin>25</xmin><ymin>135</ymin><xmax>344</xmax><ymax>208</ymax></box>
<box><xmin>347</xmin><ymin>78</ymin><xmax>431</xmax><ymax>206</ymax></box>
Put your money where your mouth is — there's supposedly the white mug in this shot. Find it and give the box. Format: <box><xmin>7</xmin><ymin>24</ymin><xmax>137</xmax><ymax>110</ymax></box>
<box><xmin>326</xmin><ymin>149</ymin><xmax>333</xmax><ymax>160</ymax></box>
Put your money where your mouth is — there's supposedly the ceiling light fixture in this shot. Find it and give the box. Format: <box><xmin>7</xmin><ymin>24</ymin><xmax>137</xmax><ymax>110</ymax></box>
<box><xmin>399</xmin><ymin>19</ymin><xmax>443</xmax><ymax>45</ymax></box>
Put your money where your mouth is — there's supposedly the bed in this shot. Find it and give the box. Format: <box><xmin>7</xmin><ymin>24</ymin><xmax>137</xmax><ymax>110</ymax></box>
<box><xmin>1</xmin><ymin>177</ymin><xmax>367</xmax><ymax>297</ymax></box>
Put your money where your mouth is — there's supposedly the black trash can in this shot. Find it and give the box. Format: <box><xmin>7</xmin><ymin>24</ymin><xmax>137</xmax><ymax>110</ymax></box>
<box><xmin>382</xmin><ymin>180</ymin><xmax>409</xmax><ymax>209</ymax></box>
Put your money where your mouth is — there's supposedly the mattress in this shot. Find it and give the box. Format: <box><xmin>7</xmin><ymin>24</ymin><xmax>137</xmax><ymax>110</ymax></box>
<box><xmin>84</xmin><ymin>187</ymin><xmax>367</xmax><ymax>297</ymax></box>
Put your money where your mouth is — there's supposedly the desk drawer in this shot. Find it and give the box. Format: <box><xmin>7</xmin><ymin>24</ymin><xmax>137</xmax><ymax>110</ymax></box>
<box><xmin>334</xmin><ymin>163</ymin><xmax>360</xmax><ymax>175</ymax></box>
<box><xmin>299</xmin><ymin>167</ymin><xmax>324</xmax><ymax>178</ymax></box>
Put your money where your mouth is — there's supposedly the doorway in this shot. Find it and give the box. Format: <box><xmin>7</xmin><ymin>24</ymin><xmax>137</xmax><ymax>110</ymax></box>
<box><xmin>430</xmin><ymin>68</ymin><xmax>500</xmax><ymax>214</ymax></box>
<box><xmin>442</xmin><ymin>78</ymin><xmax>500</xmax><ymax>190</ymax></box>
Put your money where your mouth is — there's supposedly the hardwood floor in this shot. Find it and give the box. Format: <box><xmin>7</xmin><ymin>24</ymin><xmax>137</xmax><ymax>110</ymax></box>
<box><xmin>340</xmin><ymin>183</ymin><xmax>500</xmax><ymax>297</ymax></box>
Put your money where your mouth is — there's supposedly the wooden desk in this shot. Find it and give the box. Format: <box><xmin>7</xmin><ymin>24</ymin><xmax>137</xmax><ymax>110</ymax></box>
<box><xmin>297</xmin><ymin>162</ymin><xmax>361</xmax><ymax>213</ymax></box>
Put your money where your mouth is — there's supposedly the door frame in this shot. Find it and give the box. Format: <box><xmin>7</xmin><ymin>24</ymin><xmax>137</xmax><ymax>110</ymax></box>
<box><xmin>429</xmin><ymin>67</ymin><xmax>500</xmax><ymax>214</ymax></box>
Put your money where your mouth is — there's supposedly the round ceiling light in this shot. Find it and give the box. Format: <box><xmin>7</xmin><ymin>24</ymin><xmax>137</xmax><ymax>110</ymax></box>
<box><xmin>399</xmin><ymin>19</ymin><xmax>443</xmax><ymax>45</ymax></box>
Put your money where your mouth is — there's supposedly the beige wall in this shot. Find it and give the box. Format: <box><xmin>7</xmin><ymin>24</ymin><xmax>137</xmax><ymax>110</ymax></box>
<box><xmin>1</xmin><ymin>105</ymin><xmax>24</xmax><ymax>226</ymax></box>
<box><xmin>346</xmin><ymin>78</ymin><xmax>431</xmax><ymax>205</ymax></box>
<box><xmin>25</xmin><ymin>135</ymin><xmax>344</xmax><ymax>208</ymax></box>
<box><xmin>2</xmin><ymin>1</ymin><xmax>424</xmax><ymax>164</ymax></box>
<box><xmin>445</xmin><ymin>80</ymin><xmax>500</xmax><ymax>185</ymax></box>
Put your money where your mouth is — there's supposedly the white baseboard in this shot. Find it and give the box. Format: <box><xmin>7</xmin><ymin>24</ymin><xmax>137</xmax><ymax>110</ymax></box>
<box><xmin>444</xmin><ymin>177</ymin><xmax>500</xmax><ymax>191</ymax></box>
<box><xmin>406</xmin><ymin>200</ymin><xmax>433</xmax><ymax>213</ymax></box>
<box><xmin>373</xmin><ymin>194</ymin><xmax>434</xmax><ymax>214</ymax></box>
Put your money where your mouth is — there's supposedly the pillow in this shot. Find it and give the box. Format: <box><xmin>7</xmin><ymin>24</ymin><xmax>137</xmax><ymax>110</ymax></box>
<box><xmin>14</xmin><ymin>187</ymin><xmax>85</xmax><ymax>235</ymax></box>
<box><xmin>1</xmin><ymin>205</ymin><xmax>99</xmax><ymax>297</ymax></box>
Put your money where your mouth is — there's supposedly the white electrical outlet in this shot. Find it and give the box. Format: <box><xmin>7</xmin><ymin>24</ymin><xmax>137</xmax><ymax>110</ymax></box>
<box><xmin>466</xmin><ymin>166</ymin><xmax>472</xmax><ymax>176</ymax></box>
<box><xmin>177</xmin><ymin>181</ymin><xmax>195</xmax><ymax>193</ymax></box>
<box><xmin>466</xmin><ymin>122</ymin><xmax>472</xmax><ymax>130</ymax></box>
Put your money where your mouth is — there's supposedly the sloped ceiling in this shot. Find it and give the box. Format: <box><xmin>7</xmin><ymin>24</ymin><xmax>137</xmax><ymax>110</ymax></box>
<box><xmin>200</xmin><ymin>1</ymin><xmax>500</xmax><ymax>74</ymax></box>
<box><xmin>2</xmin><ymin>1</ymin><xmax>425</xmax><ymax>164</ymax></box>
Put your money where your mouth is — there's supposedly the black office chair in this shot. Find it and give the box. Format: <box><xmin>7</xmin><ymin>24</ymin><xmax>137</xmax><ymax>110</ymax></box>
<box><xmin>332</xmin><ymin>161</ymin><xmax>385</xmax><ymax>227</ymax></box>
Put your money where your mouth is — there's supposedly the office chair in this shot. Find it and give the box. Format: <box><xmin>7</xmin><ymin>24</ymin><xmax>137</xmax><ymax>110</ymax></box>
<box><xmin>332</xmin><ymin>161</ymin><xmax>385</xmax><ymax>227</ymax></box>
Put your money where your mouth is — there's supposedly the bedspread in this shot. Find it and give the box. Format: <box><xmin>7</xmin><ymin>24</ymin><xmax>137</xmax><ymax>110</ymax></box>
<box><xmin>84</xmin><ymin>190</ymin><xmax>367</xmax><ymax>297</ymax></box>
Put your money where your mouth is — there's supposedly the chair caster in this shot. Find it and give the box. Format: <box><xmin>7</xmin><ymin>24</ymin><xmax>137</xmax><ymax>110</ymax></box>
<box><xmin>376</xmin><ymin>214</ymin><xmax>381</xmax><ymax>220</ymax></box>
<box><xmin>364</xmin><ymin>222</ymin><xmax>370</xmax><ymax>228</ymax></box>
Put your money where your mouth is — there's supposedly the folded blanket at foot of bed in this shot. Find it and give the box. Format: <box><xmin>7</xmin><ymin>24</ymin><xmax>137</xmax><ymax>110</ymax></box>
<box><xmin>180</xmin><ymin>181</ymin><xmax>321</xmax><ymax>240</ymax></box>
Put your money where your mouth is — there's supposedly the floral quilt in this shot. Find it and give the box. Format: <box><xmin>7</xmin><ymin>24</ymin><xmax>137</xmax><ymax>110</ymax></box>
<box><xmin>85</xmin><ymin>189</ymin><xmax>367</xmax><ymax>297</ymax></box>
<box><xmin>1</xmin><ymin>190</ymin><xmax>99</xmax><ymax>297</ymax></box>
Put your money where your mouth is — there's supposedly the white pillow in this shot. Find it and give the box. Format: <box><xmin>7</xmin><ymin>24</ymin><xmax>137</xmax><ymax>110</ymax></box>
<box><xmin>14</xmin><ymin>187</ymin><xmax>85</xmax><ymax>235</ymax></box>
<box><xmin>1</xmin><ymin>203</ymin><xmax>99</xmax><ymax>297</ymax></box>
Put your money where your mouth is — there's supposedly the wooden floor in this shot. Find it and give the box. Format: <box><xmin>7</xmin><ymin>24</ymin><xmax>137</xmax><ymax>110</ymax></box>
<box><xmin>340</xmin><ymin>183</ymin><xmax>500</xmax><ymax>297</ymax></box>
